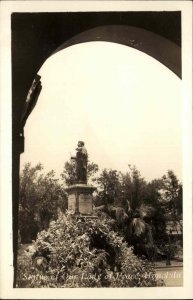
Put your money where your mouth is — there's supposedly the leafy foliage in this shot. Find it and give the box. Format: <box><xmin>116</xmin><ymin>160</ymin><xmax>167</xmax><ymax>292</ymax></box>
<box><xmin>19</xmin><ymin>162</ymin><xmax>182</xmax><ymax>260</ymax></box>
<box><xmin>93</xmin><ymin>166</ymin><xmax>182</xmax><ymax>260</ymax></box>
<box><xmin>160</xmin><ymin>170</ymin><xmax>182</xmax><ymax>224</ymax></box>
<box><xmin>94</xmin><ymin>166</ymin><xmax>168</xmax><ymax>259</ymax></box>
<box><xmin>17</xmin><ymin>212</ymin><xmax>163</xmax><ymax>288</ymax></box>
<box><xmin>19</xmin><ymin>163</ymin><xmax>67</xmax><ymax>243</ymax></box>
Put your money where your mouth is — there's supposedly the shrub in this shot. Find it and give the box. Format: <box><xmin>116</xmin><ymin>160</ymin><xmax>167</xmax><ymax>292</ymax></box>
<box><xmin>17</xmin><ymin>212</ymin><xmax>163</xmax><ymax>288</ymax></box>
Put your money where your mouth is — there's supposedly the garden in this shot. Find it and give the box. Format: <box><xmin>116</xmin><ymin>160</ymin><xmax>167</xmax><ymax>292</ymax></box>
<box><xmin>17</xmin><ymin>161</ymin><xmax>183</xmax><ymax>287</ymax></box>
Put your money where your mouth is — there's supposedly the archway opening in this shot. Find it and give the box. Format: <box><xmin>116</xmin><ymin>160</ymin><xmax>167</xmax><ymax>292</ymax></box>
<box><xmin>21</xmin><ymin>41</ymin><xmax>182</xmax><ymax>181</ymax></box>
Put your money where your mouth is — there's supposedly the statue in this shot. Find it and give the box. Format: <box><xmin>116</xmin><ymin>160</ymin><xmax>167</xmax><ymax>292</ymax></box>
<box><xmin>66</xmin><ymin>141</ymin><xmax>96</xmax><ymax>215</ymax></box>
<box><xmin>71</xmin><ymin>141</ymin><xmax>88</xmax><ymax>184</ymax></box>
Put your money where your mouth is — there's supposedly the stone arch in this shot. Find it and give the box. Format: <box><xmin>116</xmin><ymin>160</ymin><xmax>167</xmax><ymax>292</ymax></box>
<box><xmin>20</xmin><ymin>25</ymin><xmax>181</xmax><ymax>140</ymax></box>
<box><xmin>52</xmin><ymin>25</ymin><xmax>181</xmax><ymax>78</ymax></box>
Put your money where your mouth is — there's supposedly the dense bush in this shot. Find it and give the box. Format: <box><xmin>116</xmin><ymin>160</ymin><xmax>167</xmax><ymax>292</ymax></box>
<box><xmin>17</xmin><ymin>212</ymin><xmax>163</xmax><ymax>288</ymax></box>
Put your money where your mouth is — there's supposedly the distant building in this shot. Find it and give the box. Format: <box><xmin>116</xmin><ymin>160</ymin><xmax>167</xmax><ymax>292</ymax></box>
<box><xmin>166</xmin><ymin>220</ymin><xmax>183</xmax><ymax>236</ymax></box>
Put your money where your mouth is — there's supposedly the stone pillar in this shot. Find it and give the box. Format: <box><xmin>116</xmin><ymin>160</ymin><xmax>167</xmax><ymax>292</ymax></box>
<box><xmin>65</xmin><ymin>184</ymin><xmax>96</xmax><ymax>216</ymax></box>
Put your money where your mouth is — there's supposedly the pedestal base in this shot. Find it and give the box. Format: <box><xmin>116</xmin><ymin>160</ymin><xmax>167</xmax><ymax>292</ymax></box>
<box><xmin>65</xmin><ymin>184</ymin><xmax>96</xmax><ymax>215</ymax></box>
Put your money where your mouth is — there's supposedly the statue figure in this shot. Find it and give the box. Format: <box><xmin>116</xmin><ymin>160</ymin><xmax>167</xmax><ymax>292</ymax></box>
<box><xmin>71</xmin><ymin>141</ymin><xmax>88</xmax><ymax>184</ymax></box>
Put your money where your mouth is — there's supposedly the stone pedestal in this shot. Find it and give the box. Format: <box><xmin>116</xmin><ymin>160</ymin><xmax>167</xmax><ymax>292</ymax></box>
<box><xmin>65</xmin><ymin>184</ymin><xmax>96</xmax><ymax>216</ymax></box>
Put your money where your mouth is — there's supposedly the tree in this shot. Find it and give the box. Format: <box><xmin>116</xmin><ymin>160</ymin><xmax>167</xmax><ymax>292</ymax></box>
<box><xmin>19</xmin><ymin>163</ymin><xmax>67</xmax><ymax>243</ymax></box>
<box><xmin>141</xmin><ymin>179</ymin><xmax>167</xmax><ymax>243</ymax></box>
<box><xmin>94</xmin><ymin>166</ymin><xmax>164</xmax><ymax>260</ymax></box>
<box><xmin>160</xmin><ymin>170</ymin><xmax>182</xmax><ymax>231</ymax></box>
<box><xmin>96</xmin><ymin>169</ymin><xmax>122</xmax><ymax>205</ymax></box>
<box><xmin>128</xmin><ymin>165</ymin><xmax>147</xmax><ymax>211</ymax></box>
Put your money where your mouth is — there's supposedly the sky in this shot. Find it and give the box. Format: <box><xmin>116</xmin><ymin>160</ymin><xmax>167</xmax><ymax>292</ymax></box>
<box><xmin>20</xmin><ymin>41</ymin><xmax>182</xmax><ymax>182</ymax></box>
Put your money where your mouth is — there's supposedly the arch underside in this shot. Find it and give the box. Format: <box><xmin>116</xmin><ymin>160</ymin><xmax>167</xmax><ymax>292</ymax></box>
<box><xmin>53</xmin><ymin>25</ymin><xmax>181</xmax><ymax>78</ymax></box>
<box><xmin>21</xmin><ymin>24</ymin><xmax>181</xmax><ymax>142</ymax></box>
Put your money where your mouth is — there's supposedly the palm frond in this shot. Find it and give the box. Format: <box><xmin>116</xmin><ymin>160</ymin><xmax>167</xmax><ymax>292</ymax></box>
<box><xmin>138</xmin><ymin>203</ymin><xmax>155</xmax><ymax>219</ymax></box>
<box><xmin>130</xmin><ymin>218</ymin><xmax>146</xmax><ymax>236</ymax></box>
